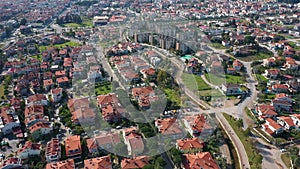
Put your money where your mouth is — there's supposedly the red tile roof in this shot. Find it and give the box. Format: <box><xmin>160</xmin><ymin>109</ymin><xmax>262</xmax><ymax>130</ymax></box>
<box><xmin>46</xmin><ymin>159</ymin><xmax>75</xmax><ymax>169</ymax></box>
<box><xmin>65</xmin><ymin>135</ymin><xmax>81</xmax><ymax>157</ymax></box>
<box><xmin>46</xmin><ymin>138</ymin><xmax>60</xmax><ymax>158</ymax></box>
<box><xmin>121</xmin><ymin>156</ymin><xmax>150</xmax><ymax>169</ymax></box>
<box><xmin>84</xmin><ymin>156</ymin><xmax>112</xmax><ymax>169</ymax></box>
<box><xmin>156</xmin><ymin>118</ymin><xmax>182</xmax><ymax>135</ymax></box>
<box><xmin>176</xmin><ymin>138</ymin><xmax>204</xmax><ymax>150</ymax></box>
<box><xmin>183</xmin><ymin>152</ymin><xmax>219</xmax><ymax>169</ymax></box>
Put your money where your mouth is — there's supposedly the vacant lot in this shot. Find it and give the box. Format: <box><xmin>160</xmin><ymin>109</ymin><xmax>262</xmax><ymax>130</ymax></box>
<box><xmin>205</xmin><ymin>73</ymin><xmax>245</xmax><ymax>86</ymax></box>
<box><xmin>182</xmin><ymin>73</ymin><xmax>211</xmax><ymax>91</ymax></box>
<box><xmin>39</xmin><ymin>41</ymin><xmax>81</xmax><ymax>52</ymax></box>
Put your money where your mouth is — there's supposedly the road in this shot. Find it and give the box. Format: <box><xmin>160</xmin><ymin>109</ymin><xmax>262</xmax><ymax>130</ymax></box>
<box><xmin>141</xmin><ymin>44</ymin><xmax>250</xmax><ymax>169</ymax></box>
<box><xmin>251</xmin><ymin>134</ymin><xmax>286</xmax><ymax>169</ymax></box>
<box><xmin>207</xmin><ymin>44</ymin><xmax>288</xmax><ymax>169</ymax></box>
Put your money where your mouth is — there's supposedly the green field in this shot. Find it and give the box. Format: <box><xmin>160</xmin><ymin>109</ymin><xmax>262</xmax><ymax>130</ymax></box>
<box><xmin>39</xmin><ymin>41</ymin><xmax>81</xmax><ymax>52</ymax></box>
<box><xmin>223</xmin><ymin>113</ymin><xmax>262</xmax><ymax>169</ymax></box>
<box><xmin>281</xmin><ymin>153</ymin><xmax>291</xmax><ymax>169</ymax></box>
<box><xmin>63</xmin><ymin>16</ymin><xmax>93</xmax><ymax>28</ymax></box>
<box><xmin>31</xmin><ymin>55</ymin><xmax>42</xmax><ymax>62</ymax></box>
<box><xmin>255</xmin><ymin>74</ymin><xmax>268</xmax><ymax>82</ymax></box>
<box><xmin>205</xmin><ymin>73</ymin><xmax>245</xmax><ymax>86</ymax></box>
<box><xmin>236</xmin><ymin>52</ymin><xmax>273</xmax><ymax>62</ymax></box>
<box><xmin>288</xmin><ymin>41</ymin><xmax>300</xmax><ymax>50</ymax></box>
<box><xmin>0</xmin><ymin>83</ymin><xmax>5</xmax><ymax>100</ymax></box>
<box><xmin>182</xmin><ymin>73</ymin><xmax>211</xmax><ymax>91</ymax></box>
<box><xmin>209</xmin><ymin>42</ymin><xmax>228</xmax><ymax>49</ymax></box>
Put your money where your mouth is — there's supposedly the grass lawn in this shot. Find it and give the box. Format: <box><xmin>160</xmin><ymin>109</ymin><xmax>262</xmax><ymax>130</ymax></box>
<box><xmin>182</xmin><ymin>73</ymin><xmax>211</xmax><ymax>91</ymax></box>
<box><xmin>288</xmin><ymin>41</ymin><xmax>300</xmax><ymax>50</ymax></box>
<box><xmin>255</xmin><ymin>74</ymin><xmax>268</xmax><ymax>82</ymax></box>
<box><xmin>205</xmin><ymin>73</ymin><xmax>245</xmax><ymax>86</ymax></box>
<box><xmin>95</xmin><ymin>82</ymin><xmax>112</xmax><ymax>96</ymax></box>
<box><xmin>199</xmin><ymin>89</ymin><xmax>224</xmax><ymax>97</ymax></box>
<box><xmin>0</xmin><ymin>83</ymin><xmax>5</xmax><ymax>100</ymax></box>
<box><xmin>39</xmin><ymin>41</ymin><xmax>81</xmax><ymax>52</ymax></box>
<box><xmin>31</xmin><ymin>55</ymin><xmax>42</xmax><ymax>62</ymax></box>
<box><xmin>209</xmin><ymin>42</ymin><xmax>228</xmax><ymax>49</ymax></box>
<box><xmin>281</xmin><ymin>153</ymin><xmax>291</xmax><ymax>169</ymax></box>
<box><xmin>236</xmin><ymin>52</ymin><xmax>273</xmax><ymax>62</ymax></box>
<box><xmin>223</xmin><ymin>113</ymin><xmax>262</xmax><ymax>169</ymax></box>
<box><xmin>63</xmin><ymin>16</ymin><xmax>93</xmax><ymax>28</ymax></box>
<box><xmin>63</xmin><ymin>23</ymin><xmax>81</xmax><ymax>28</ymax></box>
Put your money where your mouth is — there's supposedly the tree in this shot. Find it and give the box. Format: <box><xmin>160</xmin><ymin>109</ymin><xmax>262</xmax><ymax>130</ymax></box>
<box><xmin>20</xmin><ymin>18</ymin><xmax>27</xmax><ymax>25</ymax></box>
<box><xmin>244</xmin><ymin>35</ymin><xmax>255</xmax><ymax>45</ymax></box>
<box><xmin>273</xmin><ymin>35</ymin><xmax>285</xmax><ymax>43</ymax></box>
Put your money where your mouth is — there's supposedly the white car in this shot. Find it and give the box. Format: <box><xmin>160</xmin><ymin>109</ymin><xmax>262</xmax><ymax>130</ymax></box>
<box><xmin>280</xmin><ymin>149</ymin><xmax>287</xmax><ymax>152</ymax></box>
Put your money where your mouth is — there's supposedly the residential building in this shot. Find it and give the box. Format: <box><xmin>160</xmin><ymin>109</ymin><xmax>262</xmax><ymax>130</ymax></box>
<box><xmin>84</xmin><ymin>156</ymin><xmax>112</xmax><ymax>169</ymax></box>
<box><xmin>176</xmin><ymin>138</ymin><xmax>204</xmax><ymax>152</ymax></box>
<box><xmin>155</xmin><ymin>118</ymin><xmax>183</xmax><ymax>139</ymax></box>
<box><xmin>51</xmin><ymin>88</ymin><xmax>63</xmax><ymax>103</ymax></box>
<box><xmin>0</xmin><ymin>157</ymin><xmax>22</xmax><ymax>169</ymax></box>
<box><xmin>46</xmin><ymin>159</ymin><xmax>75</xmax><ymax>169</ymax></box>
<box><xmin>123</xmin><ymin>127</ymin><xmax>144</xmax><ymax>156</ymax></box>
<box><xmin>182</xmin><ymin>152</ymin><xmax>219</xmax><ymax>169</ymax></box>
<box><xmin>262</xmin><ymin>118</ymin><xmax>284</xmax><ymax>135</ymax></box>
<box><xmin>46</xmin><ymin>138</ymin><xmax>61</xmax><ymax>163</ymax></box>
<box><xmin>65</xmin><ymin>136</ymin><xmax>82</xmax><ymax>160</ymax></box>
<box><xmin>121</xmin><ymin>156</ymin><xmax>150</xmax><ymax>169</ymax></box>
<box><xmin>18</xmin><ymin>141</ymin><xmax>41</xmax><ymax>159</ymax></box>
<box><xmin>0</xmin><ymin>107</ymin><xmax>20</xmax><ymax>135</ymax></box>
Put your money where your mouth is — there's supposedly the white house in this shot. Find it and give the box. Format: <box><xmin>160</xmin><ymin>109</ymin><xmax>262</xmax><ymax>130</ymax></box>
<box><xmin>290</xmin><ymin>114</ymin><xmax>300</xmax><ymax>127</ymax></box>
<box><xmin>26</xmin><ymin>94</ymin><xmax>48</xmax><ymax>106</ymax></box>
<box><xmin>278</xmin><ymin>116</ymin><xmax>296</xmax><ymax>130</ymax></box>
<box><xmin>262</xmin><ymin>118</ymin><xmax>284</xmax><ymax>135</ymax></box>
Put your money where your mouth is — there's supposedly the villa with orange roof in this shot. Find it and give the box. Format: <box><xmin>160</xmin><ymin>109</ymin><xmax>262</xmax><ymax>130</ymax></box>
<box><xmin>278</xmin><ymin>116</ymin><xmax>296</xmax><ymax>130</ymax></box>
<box><xmin>0</xmin><ymin>157</ymin><xmax>23</xmax><ymax>169</ymax></box>
<box><xmin>184</xmin><ymin>114</ymin><xmax>212</xmax><ymax>136</ymax></box>
<box><xmin>18</xmin><ymin>141</ymin><xmax>41</xmax><ymax>159</ymax></box>
<box><xmin>155</xmin><ymin>118</ymin><xmax>183</xmax><ymax>138</ymax></box>
<box><xmin>97</xmin><ymin>93</ymin><xmax>125</xmax><ymax>122</ymax></box>
<box><xmin>182</xmin><ymin>152</ymin><xmax>219</xmax><ymax>169</ymax></box>
<box><xmin>29</xmin><ymin>121</ymin><xmax>52</xmax><ymax>141</ymax></box>
<box><xmin>84</xmin><ymin>156</ymin><xmax>112</xmax><ymax>169</ymax></box>
<box><xmin>0</xmin><ymin>107</ymin><xmax>20</xmax><ymax>135</ymax></box>
<box><xmin>56</xmin><ymin>76</ymin><xmax>69</xmax><ymax>88</ymax></box>
<box><xmin>51</xmin><ymin>88</ymin><xmax>63</xmax><ymax>103</ymax></box>
<box><xmin>256</xmin><ymin>104</ymin><xmax>278</xmax><ymax>119</ymax></box>
<box><xmin>65</xmin><ymin>135</ymin><xmax>82</xmax><ymax>160</ymax></box>
<box><xmin>121</xmin><ymin>156</ymin><xmax>150</xmax><ymax>169</ymax></box>
<box><xmin>26</xmin><ymin>94</ymin><xmax>48</xmax><ymax>106</ymax></box>
<box><xmin>271</xmin><ymin>84</ymin><xmax>289</xmax><ymax>93</ymax></box>
<box><xmin>262</xmin><ymin>118</ymin><xmax>284</xmax><ymax>135</ymax></box>
<box><xmin>68</xmin><ymin>98</ymin><xmax>90</xmax><ymax>112</ymax></box>
<box><xmin>24</xmin><ymin>104</ymin><xmax>46</xmax><ymax>127</ymax></box>
<box><xmin>46</xmin><ymin>159</ymin><xmax>75</xmax><ymax>169</ymax></box>
<box><xmin>46</xmin><ymin>138</ymin><xmax>61</xmax><ymax>163</ymax></box>
<box><xmin>71</xmin><ymin>107</ymin><xmax>96</xmax><ymax>125</ymax></box>
<box><xmin>43</xmin><ymin>79</ymin><xmax>54</xmax><ymax>91</ymax></box>
<box><xmin>123</xmin><ymin>127</ymin><xmax>144</xmax><ymax>156</ymax></box>
<box><xmin>176</xmin><ymin>138</ymin><xmax>204</xmax><ymax>152</ymax></box>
